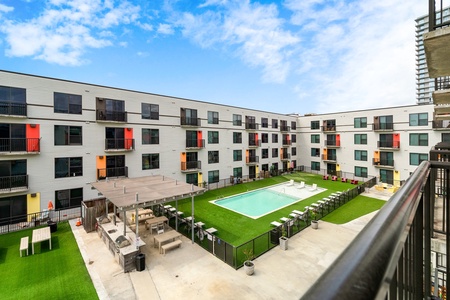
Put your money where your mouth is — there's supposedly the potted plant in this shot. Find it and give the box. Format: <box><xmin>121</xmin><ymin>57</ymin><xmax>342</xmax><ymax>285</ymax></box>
<box><xmin>279</xmin><ymin>226</ymin><xmax>289</xmax><ymax>250</ymax></box>
<box><xmin>242</xmin><ymin>248</ymin><xmax>255</xmax><ymax>276</ymax></box>
<box><xmin>310</xmin><ymin>209</ymin><xmax>319</xmax><ymax>229</ymax></box>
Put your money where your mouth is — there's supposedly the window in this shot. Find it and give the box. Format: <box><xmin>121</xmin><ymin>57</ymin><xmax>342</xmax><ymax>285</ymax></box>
<box><xmin>181</xmin><ymin>108</ymin><xmax>198</xmax><ymax>126</ymax></box>
<box><xmin>410</xmin><ymin>153</ymin><xmax>428</xmax><ymax>166</ymax></box>
<box><xmin>0</xmin><ymin>124</ymin><xmax>26</xmax><ymax>152</ymax></box>
<box><xmin>0</xmin><ymin>85</ymin><xmax>26</xmax><ymax>116</ymax></box>
<box><xmin>55</xmin><ymin>157</ymin><xmax>83</xmax><ymax>178</ymax></box>
<box><xmin>380</xmin><ymin>169</ymin><xmax>394</xmax><ymax>185</ymax></box>
<box><xmin>55</xmin><ymin>188</ymin><xmax>83</xmax><ymax>209</ymax></box>
<box><xmin>272</xmin><ymin>134</ymin><xmax>278</xmax><ymax>143</ymax></box>
<box><xmin>355</xmin><ymin>166</ymin><xmax>368</xmax><ymax>178</ymax></box>
<box><xmin>311</xmin><ymin>134</ymin><xmax>320</xmax><ymax>143</ymax></box>
<box><xmin>354</xmin><ymin>134</ymin><xmax>367</xmax><ymax>145</ymax></box>
<box><xmin>291</xmin><ymin>121</ymin><xmax>297</xmax><ymax>130</ymax></box>
<box><xmin>291</xmin><ymin>134</ymin><xmax>296</xmax><ymax>143</ymax></box>
<box><xmin>97</xmin><ymin>98</ymin><xmax>126</xmax><ymax>122</ymax></box>
<box><xmin>354</xmin><ymin>150</ymin><xmax>368</xmax><ymax>161</ymax></box>
<box><xmin>291</xmin><ymin>147</ymin><xmax>297</xmax><ymax>156</ymax></box>
<box><xmin>311</xmin><ymin>121</ymin><xmax>320</xmax><ymax>130</ymax></box>
<box><xmin>409</xmin><ymin>133</ymin><xmax>428</xmax><ymax>146</ymax></box>
<box><xmin>54</xmin><ymin>125</ymin><xmax>82</xmax><ymax>145</ymax></box>
<box><xmin>0</xmin><ymin>160</ymin><xmax>27</xmax><ymax>189</ymax></box>
<box><xmin>208</xmin><ymin>111</ymin><xmax>219</xmax><ymax>124</ymax></box>
<box><xmin>142</xmin><ymin>103</ymin><xmax>159</xmax><ymax>120</ymax></box>
<box><xmin>354</xmin><ymin>117</ymin><xmax>367</xmax><ymax>128</ymax></box>
<box><xmin>0</xmin><ymin>195</ymin><xmax>26</xmax><ymax>225</ymax></box>
<box><xmin>409</xmin><ymin>113</ymin><xmax>428</xmax><ymax>126</ymax></box>
<box><xmin>208</xmin><ymin>151</ymin><xmax>219</xmax><ymax>163</ymax></box>
<box><xmin>311</xmin><ymin>148</ymin><xmax>320</xmax><ymax>157</ymax></box>
<box><xmin>208</xmin><ymin>131</ymin><xmax>219</xmax><ymax>144</ymax></box>
<box><xmin>54</xmin><ymin>92</ymin><xmax>82</xmax><ymax>114</ymax></box>
<box><xmin>272</xmin><ymin>148</ymin><xmax>278</xmax><ymax>158</ymax></box>
<box><xmin>233</xmin><ymin>114</ymin><xmax>242</xmax><ymax>126</ymax></box>
<box><xmin>142</xmin><ymin>128</ymin><xmax>159</xmax><ymax>145</ymax></box>
<box><xmin>261</xmin><ymin>133</ymin><xmax>268</xmax><ymax>143</ymax></box>
<box><xmin>233</xmin><ymin>150</ymin><xmax>242</xmax><ymax>161</ymax></box>
<box><xmin>311</xmin><ymin>161</ymin><xmax>320</xmax><ymax>171</ymax></box>
<box><xmin>233</xmin><ymin>167</ymin><xmax>242</xmax><ymax>178</ymax></box>
<box><xmin>105</xmin><ymin>127</ymin><xmax>126</xmax><ymax>150</ymax></box>
<box><xmin>261</xmin><ymin>118</ymin><xmax>268</xmax><ymax>128</ymax></box>
<box><xmin>262</xmin><ymin>148</ymin><xmax>269</xmax><ymax>159</ymax></box>
<box><xmin>208</xmin><ymin>170</ymin><xmax>219</xmax><ymax>183</ymax></box>
<box><xmin>272</xmin><ymin>119</ymin><xmax>278</xmax><ymax>129</ymax></box>
<box><xmin>233</xmin><ymin>132</ymin><xmax>242</xmax><ymax>143</ymax></box>
<box><xmin>186</xmin><ymin>173</ymin><xmax>198</xmax><ymax>186</ymax></box>
<box><xmin>142</xmin><ymin>153</ymin><xmax>159</xmax><ymax>169</ymax></box>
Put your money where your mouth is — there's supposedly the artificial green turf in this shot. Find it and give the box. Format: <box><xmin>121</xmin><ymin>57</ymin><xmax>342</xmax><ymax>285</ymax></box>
<box><xmin>0</xmin><ymin>222</ymin><xmax>98</xmax><ymax>300</ymax></box>
<box><xmin>174</xmin><ymin>172</ymin><xmax>378</xmax><ymax>246</ymax></box>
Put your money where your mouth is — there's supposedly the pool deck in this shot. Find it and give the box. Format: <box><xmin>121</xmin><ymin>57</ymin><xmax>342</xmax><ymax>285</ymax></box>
<box><xmin>71</xmin><ymin>187</ymin><xmax>392</xmax><ymax>300</ymax></box>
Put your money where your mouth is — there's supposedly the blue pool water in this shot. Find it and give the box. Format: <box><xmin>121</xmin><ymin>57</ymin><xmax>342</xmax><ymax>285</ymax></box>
<box><xmin>213</xmin><ymin>188</ymin><xmax>300</xmax><ymax>219</ymax></box>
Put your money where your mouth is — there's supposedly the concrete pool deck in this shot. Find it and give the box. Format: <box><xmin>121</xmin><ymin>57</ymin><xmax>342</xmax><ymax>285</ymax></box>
<box><xmin>71</xmin><ymin>187</ymin><xmax>393</xmax><ymax>300</ymax></box>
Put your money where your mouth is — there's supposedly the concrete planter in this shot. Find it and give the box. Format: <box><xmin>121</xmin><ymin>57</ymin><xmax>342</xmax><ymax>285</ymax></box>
<box><xmin>311</xmin><ymin>220</ymin><xmax>319</xmax><ymax>229</ymax></box>
<box><xmin>279</xmin><ymin>236</ymin><xmax>288</xmax><ymax>250</ymax></box>
<box><xmin>244</xmin><ymin>261</ymin><xmax>254</xmax><ymax>276</ymax></box>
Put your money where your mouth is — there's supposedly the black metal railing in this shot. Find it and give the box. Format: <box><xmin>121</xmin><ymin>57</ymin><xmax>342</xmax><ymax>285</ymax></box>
<box><xmin>246</xmin><ymin>156</ymin><xmax>259</xmax><ymax>164</ymax></box>
<box><xmin>373</xmin><ymin>123</ymin><xmax>394</xmax><ymax>131</ymax></box>
<box><xmin>96</xmin><ymin>109</ymin><xmax>127</xmax><ymax>122</ymax></box>
<box><xmin>97</xmin><ymin>167</ymin><xmax>128</xmax><ymax>180</ymax></box>
<box><xmin>186</xmin><ymin>139</ymin><xmax>205</xmax><ymax>148</ymax></box>
<box><xmin>377</xmin><ymin>141</ymin><xmax>400</xmax><ymax>149</ymax></box>
<box><xmin>0</xmin><ymin>138</ymin><xmax>40</xmax><ymax>153</ymax></box>
<box><xmin>282</xmin><ymin>140</ymin><xmax>292</xmax><ymax>146</ymax></box>
<box><xmin>248</xmin><ymin>140</ymin><xmax>261</xmax><ymax>147</ymax></box>
<box><xmin>280</xmin><ymin>125</ymin><xmax>290</xmax><ymax>132</ymax></box>
<box><xmin>429</xmin><ymin>0</ymin><xmax>450</xmax><ymax>31</ymax></box>
<box><xmin>432</xmin><ymin>119</ymin><xmax>450</xmax><ymax>129</ymax></box>
<box><xmin>325</xmin><ymin>140</ymin><xmax>340</xmax><ymax>147</ymax></box>
<box><xmin>0</xmin><ymin>175</ymin><xmax>28</xmax><ymax>192</ymax></box>
<box><xmin>181</xmin><ymin>161</ymin><xmax>201</xmax><ymax>171</ymax></box>
<box><xmin>181</xmin><ymin>117</ymin><xmax>201</xmax><ymax>126</ymax></box>
<box><xmin>321</xmin><ymin>154</ymin><xmax>337</xmax><ymax>161</ymax></box>
<box><xmin>372</xmin><ymin>158</ymin><xmax>394</xmax><ymax>167</ymax></box>
<box><xmin>245</xmin><ymin>123</ymin><xmax>259</xmax><ymax>130</ymax></box>
<box><xmin>435</xmin><ymin>76</ymin><xmax>450</xmax><ymax>90</ymax></box>
<box><xmin>105</xmin><ymin>138</ymin><xmax>135</xmax><ymax>150</ymax></box>
<box><xmin>0</xmin><ymin>101</ymin><xmax>27</xmax><ymax>116</ymax></box>
<box><xmin>281</xmin><ymin>153</ymin><xmax>291</xmax><ymax>160</ymax></box>
<box><xmin>321</xmin><ymin>126</ymin><xmax>336</xmax><ymax>132</ymax></box>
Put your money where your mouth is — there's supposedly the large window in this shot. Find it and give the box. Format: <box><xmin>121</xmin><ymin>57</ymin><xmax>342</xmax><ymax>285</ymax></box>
<box><xmin>55</xmin><ymin>188</ymin><xmax>83</xmax><ymax>209</ymax></box>
<box><xmin>208</xmin><ymin>111</ymin><xmax>219</xmax><ymax>124</ymax></box>
<box><xmin>262</xmin><ymin>148</ymin><xmax>268</xmax><ymax>159</ymax></box>
<box><xmin>0</xmin><ymin>160</ymin><xmax>27</xmax><ymax>189</ymax></box>
<box><xmin>291</xmin><ymin>147</ymin><xmax>297</xmax><ymax>156</ymax></box>
<box><xmin>354</xmin><ymin>150</ymin><xmax>368</xmax><ymax>161</ymax></box>
<box><xmin>55</xmin><ymin>157</ymin><xmax>83</xmax><ymax>178</ymax></box>
<box><xmin>233</xmin><ymin>114</ymin><xmax>242</xmax><ymax>126</ymax></box>
<box><xmin>233</xmin><ymin>167</ymin><xmax>242</xmax><ymax>178</ymax></box>
<box><xmin>272</xmin><ymin>119</ymin><xmax>278</xmax><ymax>129</ymax></box>
<box><xmin>380</xmin><ymin>169</ymin><xmax>394</xmax><ymax>185</ymax></box>
<box><xmin>0</xmin><ymin>85</ymin><xmax>26</xmax><ymax>116</ymax></box>
<box><xmin>355</xmin><ymin>166</ymin><xmax>368</xmax><ymax>178</ymax></box>
<box><xmin>311</xmin><ymin>134</ymin><xmax>320</xmax><ymax>143</ymax></box>
<box><xmin>208</xmin><ymin>170</ymin><xmax>219</xmax><ymax>183</ymax></box>
<box><xmin>54</xmin><ymin>92</ymin><xmax>82</xmax><ymax>114</ymax></box>
<box><xmin>233</xmin><ymin>150</ymin><xmax>242</xmax><ymax>161</ymax></box>
<box><xmin>354</xmin><ymin>134</ymin><xmax>367</xmax><ymax>145</ymax></box>
<box><xmin>261</xmin><ymin>133</ymin><xmax>268</xmax><ymax>143</ymax></box>
<box><xmin>54</xmin><ymin>125</ymin><xmax>82</xmax><ymax>145</ymax></box>
<box><xmin>261</xmin><ymin>118</ymin><xmax>268</xmax><ymax>128</ymax></box>
<box><xmin>208</xmin><ymin>131</ymin><xmax>219</xmax><ymax>144</ymax></box>
<box><xmin>272</xmin><ymin>134</ymin><xmax>278</xmax><ymax>143</ymax></box>
<box><xmin>233</xmin><ymin>132</ymin><xmax>242</xmax><ymax>143</ymax></box>
<box><xmin>142</xmin><ymin>103</ymin><xmax>159</xmax><ymax>120</ymax></box>
<box><xmin>354</xmin><ymin>117</ymin><xmax>367</xmax><ymax>128</ymax></box>
<box><xmin>311</xmin><ymin>161</ymin><xmax>320</xmax><ymax>171</ymax></box>
<box><xmin>272</xmin><ymin>148</ymin><xmax>278</xmax><ymax>158</ymax></box>
<box><xmin>311</xmin><ymin>121</ymin><xmax>320</xmax><ymax>130</ymax></box>
<box><xmin>291</xmin><ymin>134</ymin><xmax>297</xmax><ymax>143</ymax></box>
<box><xmin>208</xmin><ymin>151</ymin><xmax>220</xmax><ymax>163</ymax></box>
<box><xmin>291</xmin><ymin>121</ymin><xmax>297</xmax><ymax>130</ymax></box>
<box><xmin>311</xmin><ymin>148</ymin><xmax>320</xmax><ymax>157</ymax></box>
<box><xmin>410</xmin><ymin>153</ymin><xmax>428</xmax><ymax>166</ymax></box>
<box><xmin>409</xmin><ymin>133</ymin><xmax>428</xmax><ymax>146</ymax></box>
<box><xmin>409</xmin><ymin>113</ymin><xmax>428</xmax><ymax>126</ymax></box>
<box><xmin>0</xmin><ymin>195</ymin><xmax>27</xmax><ymax>225</ymax></box>
<box><xmin>142</xmin><ymin>153</ymin><xmax>159</xmax><ymax>170</ymax></box>
<box><xmin>142</xmin><ymin>128</ymin><xmax>159</xmax><ymax>145</ymax></box>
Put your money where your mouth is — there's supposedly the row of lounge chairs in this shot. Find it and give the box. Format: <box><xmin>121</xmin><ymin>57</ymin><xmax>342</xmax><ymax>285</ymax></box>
<box><xmin>323</xmin><ymin>175</ymin><xmax>359</xmax><ymax>185</ymax></box>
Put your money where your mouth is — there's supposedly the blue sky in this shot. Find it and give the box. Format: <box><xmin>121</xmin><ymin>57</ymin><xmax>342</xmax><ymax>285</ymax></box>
<box><xmin>0</xmin><ymin>0</ymin><xmax>427</xmax><ymax>114</ymax></box>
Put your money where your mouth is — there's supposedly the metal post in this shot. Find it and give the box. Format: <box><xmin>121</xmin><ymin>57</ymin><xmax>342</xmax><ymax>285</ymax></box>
<box><xmin>191</xmin><ymin>195</ymin><xmax>195</xmax><ymax>244</ymax></box>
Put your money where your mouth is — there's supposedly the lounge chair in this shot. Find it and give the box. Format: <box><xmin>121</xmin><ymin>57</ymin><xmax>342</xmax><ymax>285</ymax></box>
<box><xmin>323</xmin><ymin>175</ymin><xmax>329</xmax><ymax>180</ymax></box>
<box><xmin>287</xmin><ymin>179</ymin><xmax>294</xmax><ymax>186</ymax></box>
<box><xmin>341</xmin><ymin>178</ymin><xmax>347</xmax><ymax>183</ymax></box>
<box><xmin>331</xmin><ymin>176</ymin><xmax>337</xmax><ymax>181</ymax></box>
<box><xmin>297</xmin><ymin>181</ymin><xmax>305</xmax><ymax>189</ymax></box>
<box><xmin>309</xmin><ymin>183</ymin><xmax>317</xmax><ymax>191</ymax></box>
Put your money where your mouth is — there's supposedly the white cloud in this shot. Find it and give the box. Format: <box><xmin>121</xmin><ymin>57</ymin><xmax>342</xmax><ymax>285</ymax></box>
<box><xmin>0</xmin><ymin>4</ymin><xmax>14</xmax><ymax>13</ymax></box>
<box><xmin>0</xmin><ymin>0</ymin><xmax>140</xmax><ymax>66</ymax></box>
<box><xmin>157</xmin><ymin>23</ymin><xmax>174</xmax><ymax>35</ymax></box>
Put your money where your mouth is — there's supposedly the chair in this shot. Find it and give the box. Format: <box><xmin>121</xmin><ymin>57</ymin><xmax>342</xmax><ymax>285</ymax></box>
<box><xmin>341</xmin><ymin>178</ymin><xmax>347</xmax><ymax>183</ymax></box>
<box><xmin>157</xmin><ymin>223</ymin><xmax>165</xmax><ymax>234</ymax></box>
<box><xmin>150</xmin><ymin>223</ymin><xmax>158</xmax><ymax>234</ymax></box>
<box><xmin>297</xmin><ymin>181</ymin><xmax>305</xmax><ymax>189</ymax></box>
<box><xmin>287</xmin><ymin>179</ymin><xmax>294</xmax><ymax>186</ymax></box>
<box><xmin>323</xmin><ymin>175</ymin><xmax>329</xmax><ymax>180</ymax></box>
<box><xmin>309</xmin><ymin>183</ymin><xmax>317</xmax><ymax>191</ymax></box>
<box><xmin>331</xmin><ymin>176</ymin><xmax>337</xmax><ymax>181</ymax></box>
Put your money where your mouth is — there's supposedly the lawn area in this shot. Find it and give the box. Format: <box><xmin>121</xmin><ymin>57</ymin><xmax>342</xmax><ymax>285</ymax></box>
<box><xmin>322</xmin><ymin>195</ymin><xmax>386</xmax><ymax>224</ymax></box>
<box><xmin>0</xmin><ymin>222</ymin><xmax>98</xmax><ymax>300</ymax></box>
<box><xmin>174</xmin><ymin>172</ymin><xmax>382</xmax><ymax>246</ymax></box>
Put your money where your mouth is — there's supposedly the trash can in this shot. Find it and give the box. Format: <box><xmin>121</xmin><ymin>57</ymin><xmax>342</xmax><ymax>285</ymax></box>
<box><xmin>47</xmin><ymin>221</ymin><xmax>57</xmax><ymax>233</ymax></box>
<box><xmin>270</xmin><ymin>228</ymin><xmax>280</xmax><ymax>245</ymax></box>
<box><xmin>136</xmin><ymin>253</ymin><xmax>145</xmax><ymax>271</ymax></box>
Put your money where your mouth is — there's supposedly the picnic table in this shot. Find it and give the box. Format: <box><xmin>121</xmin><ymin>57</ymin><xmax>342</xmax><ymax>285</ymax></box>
<box><xmin>145</xmin><ymin>216</ymin><xmax>168</xmax><ymax>230</ymax></box>
<box><xmin>32</xmin><ymin>227</ymin><xmax>51</xmax><ymax>254</ymax></box>
<box><xmin>153</xmin><ymin>230</ymin><xmax>182</xmax><ymax>254</ymax></box>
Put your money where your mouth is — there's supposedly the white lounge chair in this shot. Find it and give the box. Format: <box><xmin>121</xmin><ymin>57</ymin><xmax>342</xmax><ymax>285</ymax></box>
<box><xmin>287</xmin><ymin>179</ymin><xmax>294</xmax><ymax>186</ymax></box>
<box><xmin>309</xmin><ymin>183</ymin><xmax>317</xmax><ymax>191</ymax></box>
<box><xmin>297</xmin><ymin>181</ymin><xmax>305</xmax><ymax>189</ymax></box>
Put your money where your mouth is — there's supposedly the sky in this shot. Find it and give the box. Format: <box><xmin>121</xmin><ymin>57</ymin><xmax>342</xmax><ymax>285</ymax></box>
<box><xmin>0</xmin><ymin>0</ymin><xmax>427</xmax><ymax>115</ymax></box>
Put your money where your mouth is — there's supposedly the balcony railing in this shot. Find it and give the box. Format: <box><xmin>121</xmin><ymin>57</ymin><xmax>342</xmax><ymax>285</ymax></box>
<box><xmin>248</xmin><ymin>140</ymin><xmax>261</xmax><ymax>147</ymax></box>
<box><xmin>0</xmin><ymin>101</ymin><xmax>27</xmax><ymax>116</ymax></box>
<box><xmin>97</xmin><ymin>167</ymin><xmax>128</xmax><ymax>180</ymax></box>
<box><xmin>181</xmin><ymin>117</ymin><xmax>201</xmax><ymax>127</ymax></box>
<box><xmin>372</xmin><ymin>158</ymin><xmax>394</xmax><ymax>167</ymax></box>
<box><xmin>432</xmin><ymin>120</ymin><xmax>450</xmax><ymax>130</ymax></box>
<box><xmin>325</xmin><ymin>140</ymin><xmax>340</xmax><ymax>147</ymax></box>
<box><xmin>321</xmin><ymin>126</ymin><xmax>336</xmax><ymax>132</ymax></box>
<box><xmin>0</xmin><ymin>175</ymin><xmax>28</xmax><ymax>193</ymax></box>
<box><xmin>373</xmin><ymin>123</ymin><xmax>394</xmax><ymax>131</ymax></box>
<box><xmin>97</xmin><ymin>109</ymin><xmax>127</xmax><ymax>122</ymax></box>
<box><xmin>186</xmin><ymin>139</ymin><xmax>205</xmax><ymax>149</ymax></box>
<box><xmin>105</xmin><ymin>139</ymin><xmax>135</xmax><ymax>151</ymax></box>
<box><xmin>246</xmin><ymin>156</ymin><xmax>259</xmax><ymax>164</ymax></box>
<box><xmin>321</xmin><ymin>154</ymin><xmax>337</xmax><ymax>161</ymax></box>
<box><xmin>0</xmin><ymin>138</ymin><xmax>40</xmax><ymax>153</ymax></box>
<box><xmin>280</xmin><ymin>153</ymin><xmax>291</xmax><ymax>160</ymax></box>
<box><xmin>245</xmin><ymin>123</ymin><xmax>259</xmax><ymax>130</ymax></box>
<box><xmin>282</xmin><ymin>140</ymin><xmax>292</xmax><ymax>146</ymax></box>
<box><xmin>181</xmin><ymin>161</ymin><xmax>201</xmax><ymax>171</ymax></box>
<box><xmin>280</xmin><ymin>125</ymin><xmax>291</xmax><ymax>132</ymax></box>
<box><xmin>377</xmin><ymin>141</ymin><xmax>400</xmax><ymax>149</ymax></box>
<box><xmin>435</xmin><ymin>76</ymin><xmax>450</xmax><ymax>91</ymax></box>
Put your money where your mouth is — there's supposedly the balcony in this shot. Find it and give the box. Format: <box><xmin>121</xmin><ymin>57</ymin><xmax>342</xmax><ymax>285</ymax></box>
<box><xmin>104</xmin><ymin>139</ymin><xmax>135</xmax><ymax>152</ymax></box>
<box><xmin>245</xmin><ymin>156</ymin><xmax>259</xmax><ymax>164</ymax></box>
<box><xmin>181</xmin><ymin>161</ymin><xmax>201</xmax><ymax>172</ymax></box>
<box><xmin>377</xmin><ymin>141</ymin><xmax>400</xmax><ymax>150</ymax></box>
<box><xmin>372</xmin><ymin>123</ymin><xmax>394</xmax><ymax>131</ymax></box>
<box><xmin>321</xmin><ymin>126</ymin><xmax>336</xmax><ymax>132</ymax></box>
<box><xmin>248</xmin><ymin>140</ymin><xmax>261</xmax><ymax>147</ymax></box>
<box><xmin>282</xmin><ymin>140</ymin><xmax>292</xmax><ymax>146</ymax></box>
<box><xmin>186</xmin><ymin>139</ymin><xmax>205</xmax><ymax>149</ymax></box>
<box><xmin>0</xmin><ymin>138</ymin><xmax>40</xmax><ymax>154</ymax></box>
<box><xmin>280</xmin><ymin>153</ymin><xmax>291</xmax><ymax>161</ymax></box>
<box><xmin>432</xmin><ymin>77</ymin><xmax>450</xmax><ymax>117</ymax></box>
<box><xmin>432</xmin><ymin>119</ymin><xmax>450</xmax><ymax>130</ymax></box>
<box><xmin>321</xmin><ymin>154</ymin><xmax>337</xmax><ymax>162</ymax></box>
<box><xmin>424</xmin><ymin>26</ymin><xmax>450</xmax><ymax>79</ymax></box>
<box><xmin>181</xmin><ymin>117</ymin><xmax>201</xmax><ymax>127</ymax></box>
<box><xmin>280</xmin><ymin>125</ymin><xmax>290</xmax><ymax>132</ymax></box>
<box><xmin>245</xmin><ymin>123</ymin><xmax>259</xmax><ymax>130</ymax></box>
<box><xmin>0</xmin><ymin>175</ymin><xmax>28</xmax><ymax>194</ymax></box>
<box><xmin>97</xmin><ymin>109</ymin><xmax>127</xmax><ymax>122</ymax></box>
<box><xmin>372</xmin><ymin>158</ymin><xmax>394</xmax><ymax>168</ymax></box>
<box><xmin>0</xmin><ymin>101</ymin><xmax>27</xmax><ymax>117</ymax></box>
<box><xmin>97</xmin><ymin>167</ymin><xmax>128</xmax><ymax>180</ymax></box>
<box><xmin>324</xmin><ymin>140</ymin><xmax>340</xmax><ymax>148</ymax></box>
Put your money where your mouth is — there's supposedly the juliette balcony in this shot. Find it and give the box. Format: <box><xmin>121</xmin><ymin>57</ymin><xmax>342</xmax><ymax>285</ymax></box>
<box><xmin>97</xmin><ymin>167</ymin><xmax>128</xmax><ymax>180</ymax></box>
<box><xmin>186</xmin><ymin>139</ymin><xmax>205</xmax><ymax>149</ymax></box>
<box><xmin>282</xmin><ymin>140</ymin><xmax>292</xmax><ymax>146</ymax></box>
<box><xmin>104</xmin><ymin>139</ymin><xmax>135</xmax><ymax>152</ymax></box>
<box><xmin>377</xmin><ymin>141</ymin><xmax>400</xmax><ymax>150</ymax></box>
<box><xmin>321</xmin><ymin>154</ymin><xmax>337</xmax><ymax>162</ymax></box>
<box><xmin>245</xmin><ymin>123</ymin><xmax>259</xmax><ymax>130</ymax></box>
<box><xmin>324</xmin><ymin>140</ymin><xmax>340</xmax><ymax>147</ymax></box>
<box><xmin>373</xmin><ymin>123</ymin><xmax>394</xmax><ymax>131</ymax></box>
<box><xmin>248</xmin><ymin>140</ymin><xmax>261</xmax><ymax>147</ymax></box>
<box><xmin>97</xmin><ymin>109</ymin><xmax>127</xmax><ymax>122</ymax></box>
<box><xmin>321</xmin><ymin>126</ymin><xmax>336</xmax><ymax>132</ymax></box>
<box><xmin>181</xmin><ymin>117</ymin><xmax>201</xmax><ymax>127</ymax></box>
<box><xmin>181</xmin><ymin>161</ymin><xmax>201</xmax><ymax>172</ymax></box>
<box><xmin>373</xmin><ymin>158</ymin><xmax>394</xmax><ymax>167</ymax></box>
<box><xmin>246</xmin><ymin>156</ymin><xmax>259</xmax><ymax>164</ymax></box>
<box><xmin>280</xmin><ymin>125</ymin><xmax>291</xmax><ymax>132</ymax></box>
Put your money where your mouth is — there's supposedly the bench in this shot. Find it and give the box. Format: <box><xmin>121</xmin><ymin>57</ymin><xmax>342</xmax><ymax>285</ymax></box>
<box><xmin>20</xmin><ymin>236</ymin><xmax>29</xmax><ymax>257</ymax></box>
<box><xmin>161</xmin><ymin>239</ymin><xmax>182</xmax><ymax>255</ymax></box>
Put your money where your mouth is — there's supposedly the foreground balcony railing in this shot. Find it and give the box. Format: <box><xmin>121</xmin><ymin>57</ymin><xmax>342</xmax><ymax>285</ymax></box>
<box><xmin>180</xmin><ymin>117</ymin><xmax>201</xmax><ymax>126</ymax></box>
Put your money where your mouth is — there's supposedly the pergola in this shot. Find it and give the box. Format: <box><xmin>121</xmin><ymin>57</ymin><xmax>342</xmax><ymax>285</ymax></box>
<box><xmin>90</xmin><ymin>175</ymin><xmax>205</xmax><ymax>243</ymax></box>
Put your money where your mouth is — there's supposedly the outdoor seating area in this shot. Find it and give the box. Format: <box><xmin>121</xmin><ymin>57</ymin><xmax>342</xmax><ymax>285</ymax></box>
<box><xmin>31</xmin><ymin>226</ymin><xmax>52</xmax><ymax>255</ymax></box>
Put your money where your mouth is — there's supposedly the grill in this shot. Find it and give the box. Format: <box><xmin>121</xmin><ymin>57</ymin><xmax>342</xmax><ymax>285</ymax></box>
<box><xmin>115</xmin><ymin>235</ymin><xmax>130</xmax><ymax>248</ymax></box>
<box><xmin>98</xmin><ymin>215</ymin><xmax>111</xmax><ymax>224</ymax></box>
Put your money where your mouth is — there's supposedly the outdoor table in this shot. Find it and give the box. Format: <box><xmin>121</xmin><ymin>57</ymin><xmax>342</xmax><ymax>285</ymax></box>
<box><xmin>32</xmin><ymin>227</ymin><xmax>51</xmax><ymax>254</ymax></box>
<box><xmin>145</xmin><ymin>216</ymin><xmax>168</xmax><ymax>230</ymax></box>
<box><xmin>153</xmin><ymin>230</ymin><xmax>182</xmax><ymax>253</ymax></box>
<box><xmin>195</xmin><ymin>221</ymin><xmax>205</xmax><ymax>228</ymax></box>
<box><xmin>138</xmin><ymin>209</ymin><xmax>153</xmax><ymax>216</ymax></box>
<box><xmin>205</xmin><ymin>227</ymin><xmax>218</xmax><ymax>234</ymax></box>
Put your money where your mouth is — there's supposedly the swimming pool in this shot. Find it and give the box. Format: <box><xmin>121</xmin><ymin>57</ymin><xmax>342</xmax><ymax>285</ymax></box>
<box><xmin>212</xmin><ymin>186</ymin><xmax>302</xmax><ymax>219</ymax></box>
